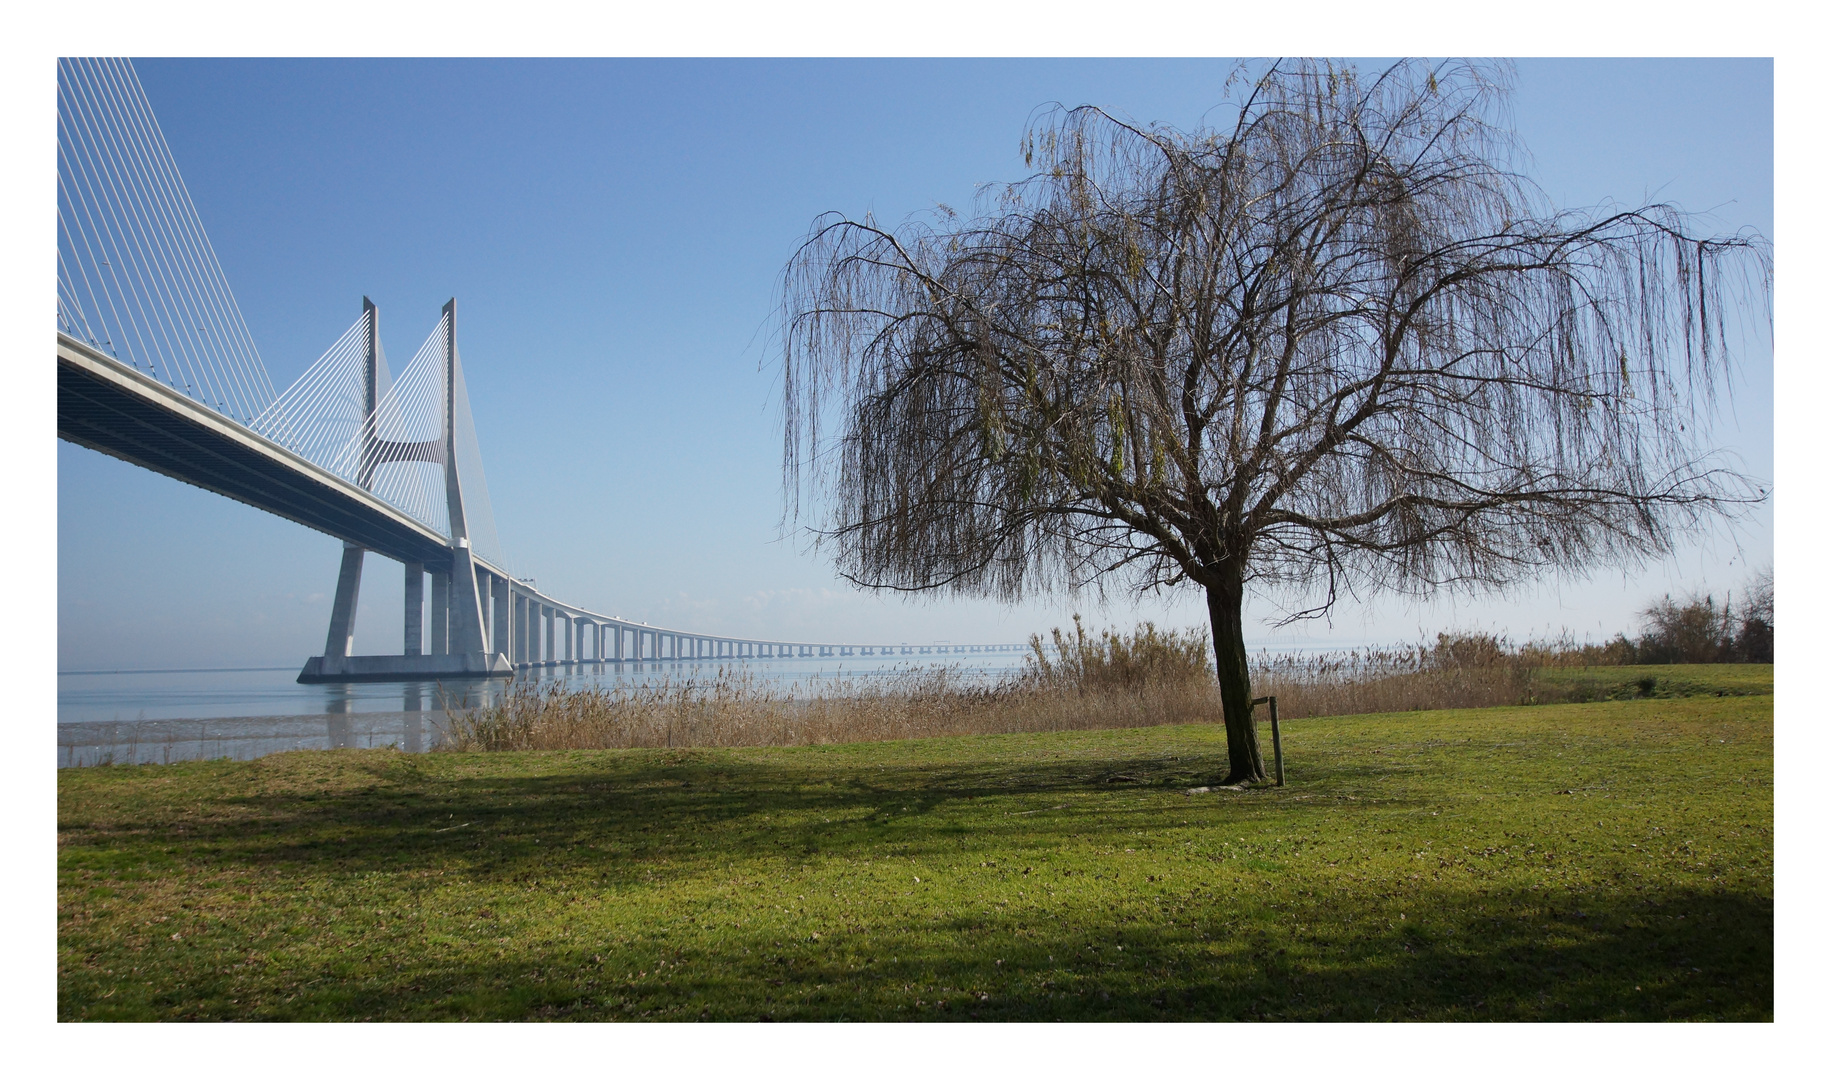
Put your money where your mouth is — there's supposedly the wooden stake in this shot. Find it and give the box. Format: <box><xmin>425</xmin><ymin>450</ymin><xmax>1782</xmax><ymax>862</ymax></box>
<box><xmin>1269</xmin><ymin>695</ymin><xmax>1284</xmax><ymax>787</ymax></box>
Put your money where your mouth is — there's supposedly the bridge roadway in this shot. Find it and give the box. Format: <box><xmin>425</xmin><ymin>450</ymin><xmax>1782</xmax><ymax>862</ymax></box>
<box><xmin>58</xmin><ymin>333</ymin><xmax>1028</xmax><ymax>680</ymax></box>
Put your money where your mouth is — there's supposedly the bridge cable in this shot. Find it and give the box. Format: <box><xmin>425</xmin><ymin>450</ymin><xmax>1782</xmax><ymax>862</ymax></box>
<box><xmin>57</xmin><ymin>57</ymin><xmax>275</xmax><ymax>424</ymax></box>
<box><xmin>94</xmin><ymin>57</ymin><xmax>275</xmax><ymax>420</ymax></box>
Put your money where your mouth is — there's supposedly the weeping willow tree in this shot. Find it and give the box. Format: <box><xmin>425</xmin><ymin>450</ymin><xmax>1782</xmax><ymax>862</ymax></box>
<box><xmin>780</xmin><ymin>59</ymin><xmax>1770</xmax><ymax>785</ymax></box>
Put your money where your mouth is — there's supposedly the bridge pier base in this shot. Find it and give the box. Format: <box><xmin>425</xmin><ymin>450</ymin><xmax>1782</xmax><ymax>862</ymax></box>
<box><xmin>297</xmin><ymin>651</ymin><xmax>512</xmax><ymax>683</ymax></box>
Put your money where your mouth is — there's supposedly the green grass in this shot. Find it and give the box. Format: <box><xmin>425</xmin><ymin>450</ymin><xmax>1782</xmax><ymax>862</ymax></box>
<box><xmin>1533</xmin><ymin>663</ymin><xmax>1772</xmax><ymax>703</ymax></box>
<box><xmin>58</xmin><ymin>694</ymin><xmax>1771</xmax><ymax>1021</ymax></box>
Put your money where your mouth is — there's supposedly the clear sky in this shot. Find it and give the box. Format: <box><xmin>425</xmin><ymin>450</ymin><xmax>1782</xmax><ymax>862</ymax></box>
<box><xmin>55</xmin><ymin>58</ymin><xmax>1773</xmax><ymax>670</ymax></box>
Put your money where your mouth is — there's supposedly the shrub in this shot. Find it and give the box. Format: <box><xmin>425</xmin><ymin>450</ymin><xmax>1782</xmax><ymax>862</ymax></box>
<box><xmin>1632</xmin><ymin>568</ymin><xmax>1774</xmax><ymax>665</ymax></box>
<box><xmin>1733</xmin><ymin>567</ymin><xmax>1775</xmax><ymax>664</ymax></box>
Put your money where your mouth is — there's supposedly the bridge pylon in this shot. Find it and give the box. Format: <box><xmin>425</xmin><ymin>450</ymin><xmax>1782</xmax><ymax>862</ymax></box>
<box><xmin>298</xmin><ymin>299</ymin><xmax>512</xmax><ymax>683</ymax></box>
<box><xmin>56</xmin><ymin>60</ymin><xmax>1034</xmax><ymax>688</ymax></box>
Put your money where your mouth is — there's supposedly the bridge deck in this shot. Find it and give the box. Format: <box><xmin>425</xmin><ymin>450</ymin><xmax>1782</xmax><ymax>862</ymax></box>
<box><xmin>60</xmin><ymin>333</ymin><xmax>1031</xmax><ymax>675</ymax></box>
<box><xmin>58</xmin><ymin>334</ymin><xmax>456</xmax><ymax>572</ymax></box>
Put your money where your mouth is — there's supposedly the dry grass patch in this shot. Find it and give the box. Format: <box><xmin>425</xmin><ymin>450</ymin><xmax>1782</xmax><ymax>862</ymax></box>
<box><xmin>442</xmin><ymin>619</ymin><xmax>1771</xmax><ymax>755</ymax></box>
<box><xmin>443</xmin><ymin>665</ymin><xmax>1221</xmax><ymax>752</ymax></box>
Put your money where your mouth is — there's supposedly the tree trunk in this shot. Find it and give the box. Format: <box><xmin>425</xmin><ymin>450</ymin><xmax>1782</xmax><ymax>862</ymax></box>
<box><xmin>1207</xmin><ymin>564</ymin><xmax>1267</xmax><ymax>785</ymax></box>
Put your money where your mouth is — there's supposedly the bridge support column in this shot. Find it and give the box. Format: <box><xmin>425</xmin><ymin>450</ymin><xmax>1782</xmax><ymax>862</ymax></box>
<box><xmin>403</xmin><ymin>561</ymin><xmax>423</xmax><ymax>656</ymax></box>
<box><xmin>429</xmin><ymin>571</ymin><xmax>449</xmax><ymax>655</ymax></box>
<box><xmin>442</xmin><ymin>546</ymin><xmax>488</xmax><ymax>657</ymax></box>
<box><xmin>506</xmin><ymin>593</ymin><xmax>517</xmax><ymax>664</ymax></box>
<box><xmin>492</xmin><ymin>575</ymin><xmax>510</xmax><ymax>659</ymax></box>
<box><xmin>526</xmin><ymin>596</ymin><xmax>537</xmax><ymax>666</ymax></box>
<box><xmin>506</xmin><ymin>594</ymin><xmax>518</xmax><ymax>665</ymax></box>
<box><xmin>324</xmin><ymin>543</ymin><xmax>365</xmax><ymax>658</ymax></box>
<box><xmin>520</xmin><ymin>596</ymin><xmax>534</xmax><ymax>666</ymax></box>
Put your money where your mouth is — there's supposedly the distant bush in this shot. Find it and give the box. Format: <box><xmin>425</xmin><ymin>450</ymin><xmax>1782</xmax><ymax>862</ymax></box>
<box><xmin>1627</xmin><ymin>566</ymin><xmax>1773</xmax><ymax>665</ymax></box>
<box><xmin>1733</xmin><ymin>567</ymin><xmax>1775</xmax><ymax>664</ymax></box>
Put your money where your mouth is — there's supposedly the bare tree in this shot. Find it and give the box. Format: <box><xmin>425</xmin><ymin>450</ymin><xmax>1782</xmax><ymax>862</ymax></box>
<box><xmin>780</xmin><ymin>59</ymin><xmax>1770</xmax><ymax>784</ymax></box>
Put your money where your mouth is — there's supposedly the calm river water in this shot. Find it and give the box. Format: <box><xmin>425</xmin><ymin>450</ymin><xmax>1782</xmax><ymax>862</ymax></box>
<box><xmin>56</xmin><ymin>655</ymin><xmax>1031</xmax><ymax>767</ymax></box>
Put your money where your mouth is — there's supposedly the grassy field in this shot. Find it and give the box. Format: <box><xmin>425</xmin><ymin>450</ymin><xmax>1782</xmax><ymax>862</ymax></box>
<box><xmin>1532</xmin><ymin>663</ymin><xmax>1773</xmax><ymax>703</ymax></box>
<box><xmin>58</xmin><ymin>692</ymin><xmax>1772</xmax><ymax>1021</ymax></box>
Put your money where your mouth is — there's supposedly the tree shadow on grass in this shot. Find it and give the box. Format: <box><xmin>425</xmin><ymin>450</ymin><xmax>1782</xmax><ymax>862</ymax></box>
<box><xmin>118</xmin><ymin>748</ymin><xmax>1260</xmax><ymax>881</ymax></box>
<box><xmin>61</xmin><ymin>744</ymin><xmax>1771</xmax><ymax>1021</ymax></box>
<box><xmin>65</xmin><ymin>879</ymin><xmax>1770</xmax><ymax>1021</ymax></box>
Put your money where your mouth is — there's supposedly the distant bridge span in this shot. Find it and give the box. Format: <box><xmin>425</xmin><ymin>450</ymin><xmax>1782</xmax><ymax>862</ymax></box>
<box><xmin>54</xmin><ymin>58</ymin><xmax>1027</xmax><ymax>683</ymax></box>
<box><xmin>59</xmin><ymin>331</ymin><xmax>1029</xmax><ymax>682</ymax></box>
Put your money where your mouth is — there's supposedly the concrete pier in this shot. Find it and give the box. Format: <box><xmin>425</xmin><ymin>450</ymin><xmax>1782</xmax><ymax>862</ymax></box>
<box><xmin>404</xmin><ymin>561</ymin><xmax>423</xmax><ymax>656</ymax></box>
<box><xmin>298</xmin><ymin>651</ymin><xmax>513</xmax><ymax>682</ymax></box>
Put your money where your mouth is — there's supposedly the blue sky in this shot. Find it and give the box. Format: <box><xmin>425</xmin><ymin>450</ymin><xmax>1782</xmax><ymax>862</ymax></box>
<box><xmin>55</xmin><ymin>58</ymin><xmax>1773</xmax><ymax>669</ymax></box>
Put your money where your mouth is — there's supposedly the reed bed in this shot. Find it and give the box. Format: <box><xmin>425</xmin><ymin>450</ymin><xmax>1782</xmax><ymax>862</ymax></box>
<box><xmin>1252</xmin><ymin>637</ymin><xmax>1539</xmax><ymax>720</ymax></box>
<box><xmin>441</xmin><ymin>665</ymin><xmax>1221</xmax><ymax>752</ymax></box>
<box><xmin>439</xmin><ymin>624</ymin><xmax>1652</xmax><ymax>753</ymax></box>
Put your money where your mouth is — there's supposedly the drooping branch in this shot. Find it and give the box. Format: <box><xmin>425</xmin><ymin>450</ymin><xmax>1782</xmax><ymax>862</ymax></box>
<box><xmin>781</xmin><ymin>58</ymin><xmax>1771</xmax><ymax>615</ymax></box>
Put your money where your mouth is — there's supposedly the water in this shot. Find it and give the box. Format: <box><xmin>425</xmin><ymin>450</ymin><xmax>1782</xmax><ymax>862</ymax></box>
<box><xmin>57</xmin><ymin>654</ymin><xmax>1032</xmax><ymax>767</ymax></box>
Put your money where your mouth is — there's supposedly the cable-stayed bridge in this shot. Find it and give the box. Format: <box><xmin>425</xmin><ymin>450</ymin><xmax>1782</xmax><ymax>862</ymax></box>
<box><xmin>55</xmin><ymin>57</ymin><xmax>1026</xmax><ymax>683</ymax></box>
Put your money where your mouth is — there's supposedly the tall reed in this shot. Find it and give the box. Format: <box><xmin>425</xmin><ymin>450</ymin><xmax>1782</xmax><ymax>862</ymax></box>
<box><xmin>440</xmin><ymin>663</ymin><xmax>1219</xmax><ymax>753</ymax></box>
<box><xmin>440</xmin><ymin>627</ymin><xmax>1626</xmax><ymax>753</ymax></box>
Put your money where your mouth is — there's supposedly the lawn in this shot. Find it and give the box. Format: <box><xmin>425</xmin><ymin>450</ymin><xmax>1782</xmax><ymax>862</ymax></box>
<box><xmin>1533</xmin><ymin>663</ymin><xmax>1773</xmax><ymax>703</ymax></box>
<box><xmin>58</xmin><ymin>693</ymin><xmax>1772</xmax><ymax>1021</ymax></box>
